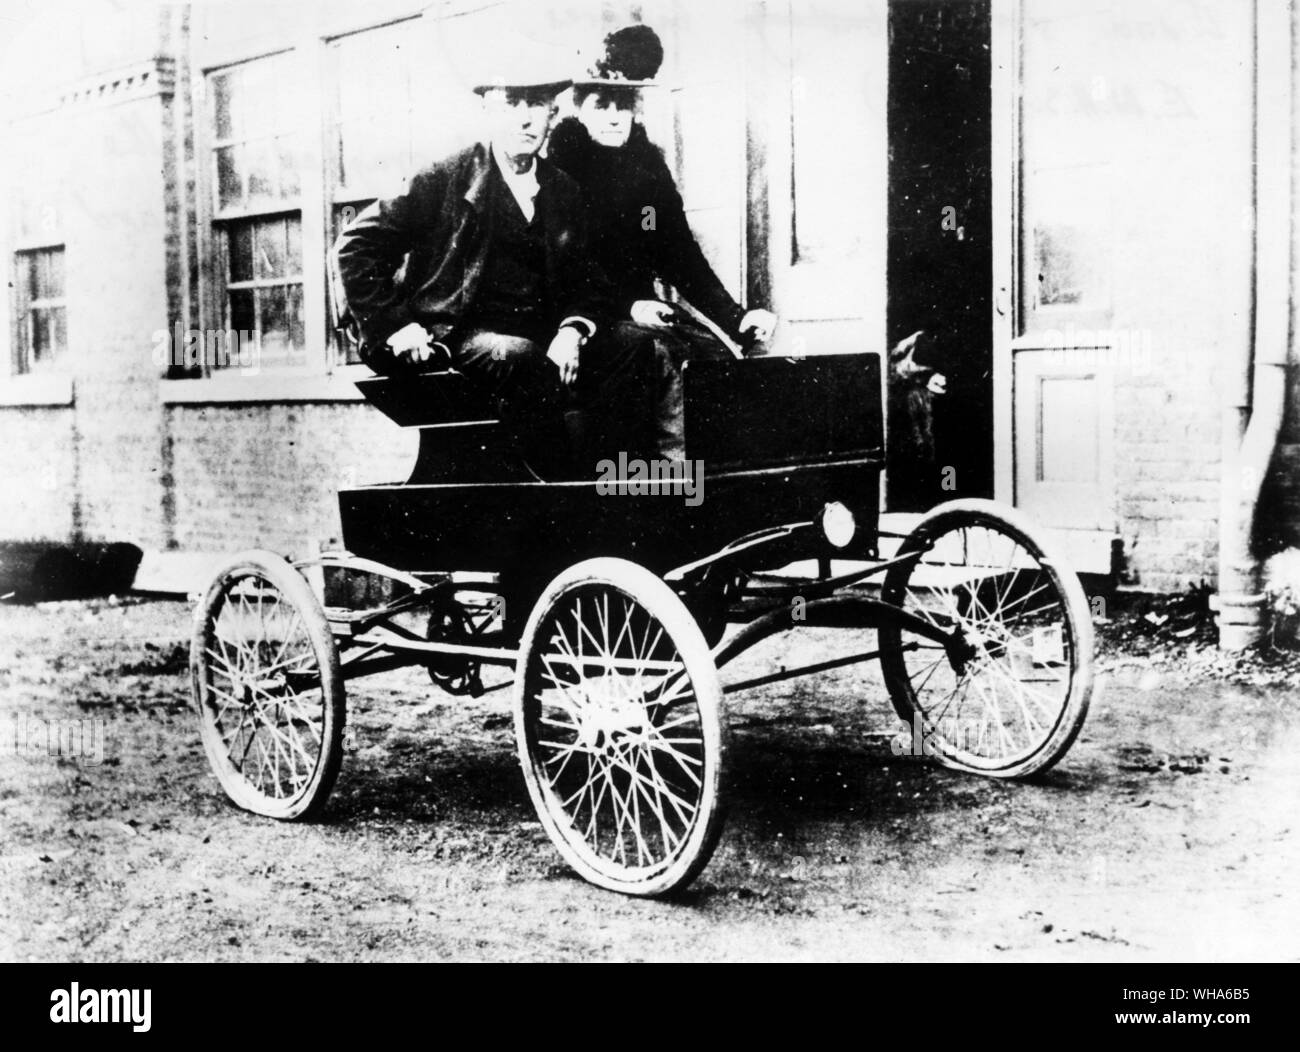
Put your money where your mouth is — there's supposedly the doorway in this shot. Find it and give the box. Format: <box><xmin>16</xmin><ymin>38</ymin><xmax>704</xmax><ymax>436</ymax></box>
<box><xmin>886</xmin><ymin>0</ymin><xmax>993</xmax><ymax>510</ymax></box>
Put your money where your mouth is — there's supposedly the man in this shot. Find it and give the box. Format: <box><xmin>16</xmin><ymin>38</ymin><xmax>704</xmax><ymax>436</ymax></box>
<box><xmin>334</xmin><ymin>57</ymin><xmax>666</xmax><ymax>477</ymax></box>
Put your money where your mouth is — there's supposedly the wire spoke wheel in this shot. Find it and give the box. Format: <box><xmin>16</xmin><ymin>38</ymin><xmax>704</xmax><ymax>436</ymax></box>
<box><xmin>514</xmin><ymin>558</ymin><xmax>728</xmax><ymax>896</ymax></box>
<box><xmin>879</xmin><ymin>500</ymin><xmax>1093</xmax><ymax>778</ymax></box>
<box><xmin>191</xmin><ymin>550</ymin><xmax>345</xmax><ymax>819</ymax></box>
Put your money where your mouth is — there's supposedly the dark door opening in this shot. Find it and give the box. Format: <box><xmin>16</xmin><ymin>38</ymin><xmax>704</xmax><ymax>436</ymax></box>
<box><xmin>886</xmin><ymin>0</ymin><xmax>993</xmax><ymax>511</ymax></box>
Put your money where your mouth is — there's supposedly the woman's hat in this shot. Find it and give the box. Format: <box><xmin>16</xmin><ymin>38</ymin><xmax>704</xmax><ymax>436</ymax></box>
<box><xmin>571</xmin><ymin>24</ymin><xmax>664</xmax><ymax>90</ymax></box>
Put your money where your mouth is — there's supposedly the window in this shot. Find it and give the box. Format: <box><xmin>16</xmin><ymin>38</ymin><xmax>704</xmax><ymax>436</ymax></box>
<box><xmin>1017</xmin><ymin>2</ymin><xmax>1116</xmax><ymax>334</ymax></box>
<box><xmin>325</xmin><ymin>19</ymin><xmax>476</xmax><ymax>363</ymax></box>
<box><xmin>12</xmin><ymin>247</ymin><xmax>67</xmax><ymax>375</ymax></box>
<box><xmin>188</xmin><ymin>19</ymin><xmax>479</xmax><ymax>380</ymax></box>
<box><xmin>328</xmin><ymin>20</ymin><xmax>427</xmax><ymax>363</ymax></box>
<box><xmin>331</xmin><ymin>22</ymin><xmax>421</xmax><ymax>203</ymax></box>
<box><xmin>1028</xmin><ymin>163</ymin><xmax>1112</xmax><ymax>314</ymax></box>
<box><xmin>789</xmin><ymin>2</ymin><xmax>874</xmax><ymax>265</ymax></box>
<box><xmin>208</xmin><ymin>53</ymin><xmax>308</xmax><ymax>371</ymax></box>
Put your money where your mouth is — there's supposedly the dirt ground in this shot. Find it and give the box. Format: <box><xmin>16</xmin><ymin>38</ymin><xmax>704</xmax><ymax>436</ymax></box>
<box><xmin>0</xmin><ymin>595</ymin><xmax>1296</xmax><ymax>962</ymax></box>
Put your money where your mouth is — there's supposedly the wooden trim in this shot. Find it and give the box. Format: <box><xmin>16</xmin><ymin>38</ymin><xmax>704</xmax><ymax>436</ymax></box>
<box><xmin>991</xmin><ymin>0</ymin><xmax>1021</xmax><ymax>506</ymax></box>
<box><xmin>159</xmin><ymin>371</ymin><xmax>367</xmax><ymax>405</ymax></box>
<box><xmin>10</xmin><ymin>237</ymin><xmax>65</xmax><ymax>253</ymax></box>
<box><xmin>0</xmin><ymin>375</ymin><xmax>74</xmax><ymax>407</ymax></box>
<box><xmin>743</xmin><ymin>16</ymin><xmax>771</xmax><ymax>314</ymax></box>
<box><xmin>301</xmin><ymin>31</ymin><xmax>330</xmax><ymax>374</ymax></box>
<box><xmin>198</xmin><ymin>47</ymin><xmax>296</xmax><ymax>77</ymax></box>
<box><xmin>194</xmin><ymin>59</ymin><xmax>216</xmax><ymax>372</ymax></box>
<box><xmin>322</xmin><ymin>11</ymin><xmax>424</xmax><ymax>44</ymax></box>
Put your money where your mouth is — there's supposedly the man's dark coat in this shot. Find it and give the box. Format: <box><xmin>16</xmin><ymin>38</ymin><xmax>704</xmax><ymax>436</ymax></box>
<box><xmin>334</xmin><ymin>141</ymin><xmax>612</xmax><ymax>358</ymax></box>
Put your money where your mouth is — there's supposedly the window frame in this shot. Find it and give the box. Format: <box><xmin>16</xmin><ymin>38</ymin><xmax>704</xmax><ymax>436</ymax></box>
<box><xmin>167</xmin><ymin>10</ymin><xmax>434</xmax><ymax>403</ymax></box>
<box><xmin>198</xmin><ymin>51</ymin><xmax>313</xmax><ymax>377</ymax></box>
<box><xmin>322</xmin><ymin>16</ymin><xmax>426</xmax><ymax>365</ymax></box>
<box><xmin>11</xmin><ymin>243</ymin><xmax>68</xmax><ymax>377</ymax></box>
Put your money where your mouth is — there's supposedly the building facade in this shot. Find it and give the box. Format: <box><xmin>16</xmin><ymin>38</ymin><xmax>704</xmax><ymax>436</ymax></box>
<box><xmin>1</xmin><ymin>0</ymin><xmax>1298</xmax><ymax>628</ymax></box>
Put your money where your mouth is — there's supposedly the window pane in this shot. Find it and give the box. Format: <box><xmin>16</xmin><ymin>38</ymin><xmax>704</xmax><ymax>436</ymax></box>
<box><xmin>213</xmin><ymin>72</ymin><xmax>233</xmax><ymax>139</ymax></box>
<box><xmin>245</xmin><ymin>140</ymin><xmax>276</xmax><ymax>206</ymax></box>
<box><xmin>288</xmin><ymin>284</ymin><xmax>304</xmax><ymax>350</ymax></box>
<box><xmin>216</xmin><ymin>146</ymin><xmax>243</xmax><ymax>211</ymax></box>
<box><xmin>43</xmin><ymin>249</ymin><xmax>64</xmax><ymax>299</ymax></box>
<box><xmin>23</xmin><ymin>252</ymin><xmax>40</xmax><ymax>300</ymax></box>
<box><xmin>339</xmin><ymin>119</ymin><xmax>367</xmax><ymax>189</ymax></box>
<box><xmin>254</xmin><ymin>218</ymin><xmax>287</xmax><ymax>280</ymax></box>
<box><xmin>50</xmin><ymin>306</ymin><xmax>66</xmax><ymax>357</ymax></box>
<box><xmin>214</xmin><ymin>291</ymin><xmax>258</xmax><ymax>373</ymax></box>
<box><xmin>258</xmin><ymin>286</ymin><xmax>295</xmax><ymax>365</ymax></box>
<box><xmin>13</xmin><ymin>250</ymin><xmax>66</xmax><ymax>375</ymax></box>
<box><xmin>331</xmin><ymin>205</ymin><xmax>368</xmax><ymax>366</ymax></box>
<box><xmin>286</xmin><ymin>216</ymin><xmax>302</xmax><ymax>275</ymax></box>
<box><xmin>1028</xmin><ymin>164</ymin><xmax>1112</xmax><ymax>313</ymax></box>
<box><xmin>229</xmin><ymin>287</ymin><xmax>256</xmax><ymax>335</ymax></box>
<box><xmin>277</xmin><ymin>135</ymin><xmax>302</xmax><ymax>199</ymax></box>
<box><xmin>228</xmin><ymin>223</ymin><xmax>254</xmax><ymax>283</ymax></box>
<box><xmin>31</xmin><ymin>309</ymin><xmax>51</xmax><ymax>361</ymax></box>
<box><xmin>790</xmin><ymin>5</ymin><xmax>873</xmax><ymax>263</ymax></box>
<box><xmin>333</xmin><ymin>23</ymin><xmax>429</xmax><ymax>196</ymax></box>
<box><xmin>237</xmin><ymin>60</ymin><xmax>275</xmax><ymax>138</ymax></box>
<box><xmin>29</xmin><ymin>307</ymin><xmax>65</xmax><ymax>365</ymax></box>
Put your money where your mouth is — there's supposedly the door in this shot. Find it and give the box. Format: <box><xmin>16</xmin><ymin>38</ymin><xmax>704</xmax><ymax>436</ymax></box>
<box><xmin>887</xmin><ymin>0</ymin><xmax>994</xmax><ymax>510</ymax></box>
<box><xmin>744</xmin><ymin>0</ymin><xmax>888</xmax><ymax>359</ymax></box>
<box><xmin>993</xmin><ymin>0</ymin><xmax>1118</xmax><ymax>531</ymax></box>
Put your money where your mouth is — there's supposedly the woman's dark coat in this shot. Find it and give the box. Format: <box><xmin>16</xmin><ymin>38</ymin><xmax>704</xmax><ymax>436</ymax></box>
<box><xmin>546</xmin><ymin>117</ymin><xmax>746</xmax><ymax>338</ymax></box>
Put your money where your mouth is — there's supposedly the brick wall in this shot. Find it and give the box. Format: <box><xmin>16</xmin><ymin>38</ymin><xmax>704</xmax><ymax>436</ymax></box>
<box><xmin>1073</xmin><ymin>0</ymin><xmax>1252</xmax><ymax>592</ymax></box>
<box><xmin>165</xmin><ymin>402</ymin><xmax>417</xmax><ymax>556</ymax></box>
<box><xmin>65</xmin><ymin>73</ymin><xmax>175</xmax><ymax>550</ymax></box>
<box><xmin>1</xmin><ymin>11</ymin><xmax>176</xmax><ymax>551</ymax></box>
<box><xmin>0</xmin><ymin>408</ymin><xmax>78</xmax><ymax>541</ymax></box>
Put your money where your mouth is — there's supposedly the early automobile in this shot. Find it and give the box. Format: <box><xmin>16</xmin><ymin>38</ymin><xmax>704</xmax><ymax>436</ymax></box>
<box><xmin>190</xmin><ymin>294</ymin><xmax>1093</xmax><ymax>896</ymax></box>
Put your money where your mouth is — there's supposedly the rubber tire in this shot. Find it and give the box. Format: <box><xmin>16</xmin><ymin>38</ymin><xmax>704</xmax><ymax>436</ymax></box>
<box><xmin>878</xmin><ymin>499</ymin><xmax>1094</xmax><ymax>779</ymax></box>
<box><xmin>191</xmin><ymin>549</ymin><xmax>346</xmax><ymax>819</ymax></box>
<box><xmin>513</xmin><ymin>557</ymin><xmax>729</xmax><ymax>896</ymax></box>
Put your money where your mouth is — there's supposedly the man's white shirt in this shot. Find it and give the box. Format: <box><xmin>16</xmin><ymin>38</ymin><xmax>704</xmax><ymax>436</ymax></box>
<box><xmin>492</xmin><ymin>143</ymin><xmax>540</xmax><ymax>223</ymax></box>
<box><xmin>489</xmin><ymin>141</ymin><xmax>596</xmax><ymax>340</ymax></box>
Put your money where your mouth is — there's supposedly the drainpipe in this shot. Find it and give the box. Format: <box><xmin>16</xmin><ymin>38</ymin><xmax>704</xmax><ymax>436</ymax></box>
<box><xmin>1218</xmin><ymin>0</ymin><xmax>1294</xmax><ymax>650</ymax></box>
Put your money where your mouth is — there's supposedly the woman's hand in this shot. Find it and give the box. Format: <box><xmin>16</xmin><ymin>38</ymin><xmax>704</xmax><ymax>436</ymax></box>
<box><xmin>630</xmin><ymin>299</ymin><xmax>677</xmax><ymax>329</ymax></box>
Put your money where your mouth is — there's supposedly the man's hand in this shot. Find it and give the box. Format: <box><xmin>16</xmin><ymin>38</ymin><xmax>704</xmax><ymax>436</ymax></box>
<box><xmin>738</xmin><ymin>308</ymin><xmax>777</xmax><ymax>344</ymax></box>
<box><xmin>927</xmin><ymin>372</ymin><xmax>948</xmax><ymax>396</ymax></box>
<box><xmin>385</xmin><ymin>321</ymin><xmax>436</xmax><ymax>365</ymax></box>
<box><xmin>547</xmin><ymin>326</ymin><xmax>583</xmax><ymax>386</ymax></box>
<box><xmin>630</xmin><ymin>299</ymin><xmax>677</xmax><ymax>329</ymax></box>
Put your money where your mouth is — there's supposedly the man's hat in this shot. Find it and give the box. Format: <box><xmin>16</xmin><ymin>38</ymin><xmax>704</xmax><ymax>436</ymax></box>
<box><xmin>470</xmin><ymin>43</ymin><xmax>573</xmax><ymax>96</ymax></box>
<box><xmin>571</xmin><ymin>24</ymin><xmax>664</xmax><ymax>90</ymax></box>
<box><xmin>429</xmin><ymin>2</ymin><xmax>574</xmax><ymax>96</ymax></box>
<box><xmin>470</xmin><ymin>41</ymin><xmax>573</xmax><ymax>96</ymax></box>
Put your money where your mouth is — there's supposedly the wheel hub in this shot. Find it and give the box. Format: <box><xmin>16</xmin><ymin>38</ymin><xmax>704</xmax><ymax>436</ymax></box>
<box><xmin>575</xmin><ymin>683</ymin><xmax>647</xmax><ymax>751</ymax></box>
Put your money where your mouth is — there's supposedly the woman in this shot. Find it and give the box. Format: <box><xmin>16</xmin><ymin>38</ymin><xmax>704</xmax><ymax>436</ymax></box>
<box><xmin>547</xmin><ymin>25</ymin><xmax>777</xmax><ymax>364</ymax></box>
